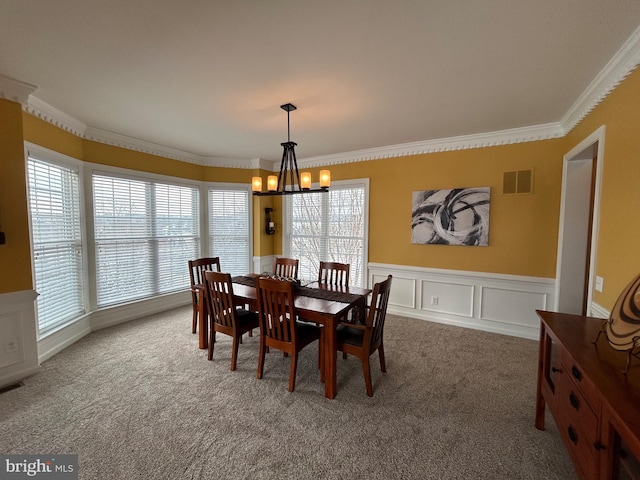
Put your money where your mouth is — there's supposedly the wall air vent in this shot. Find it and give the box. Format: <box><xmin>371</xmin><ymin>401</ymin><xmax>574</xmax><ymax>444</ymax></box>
<box><xmin>503</xmin><ymin>169</ymin><xmax>533</xmax><ymax>195</ymax></box>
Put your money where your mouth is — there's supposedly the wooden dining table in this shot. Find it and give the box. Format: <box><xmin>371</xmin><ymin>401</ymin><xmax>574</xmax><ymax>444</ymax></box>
<box><xmin>196</xmin><ymin>275</ymin><xmax>371</xmax><ymax>399</ymax></box>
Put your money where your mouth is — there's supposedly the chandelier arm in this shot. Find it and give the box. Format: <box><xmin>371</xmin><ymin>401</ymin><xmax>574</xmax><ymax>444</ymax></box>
<box><xmin>289</xmin><ymin>148</ymin><xmax>296</xmax><ymax>192</ymax></box>
<box><xmin>278</xmin><ymin>144</ymin><xmax>288</xmax><ymax>192</ymax></box>
<box><xmin>291</xmin><ymin>145</ymin><xmax>301</xmax><ymax>190</ymax></box>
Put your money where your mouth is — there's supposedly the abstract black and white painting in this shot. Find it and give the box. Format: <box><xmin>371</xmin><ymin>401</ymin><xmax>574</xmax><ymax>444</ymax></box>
<box><xmin>411</xmin><ymin>187</ymin><xmax>490</xmax><ymax>246</ymax></box>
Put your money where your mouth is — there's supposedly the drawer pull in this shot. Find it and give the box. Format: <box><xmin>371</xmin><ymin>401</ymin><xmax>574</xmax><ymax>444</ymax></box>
<box><xmin>569</xmin><ymin>392</ymin><xmax>580</xmax><ymax>410</ymax></box>
<box><xmin>571</xmin><ymin>365</ymin><xmax>582</xmax><ymax>381</ymax></box>
<box><xmin>568</xmin><ymin>425</ymin><xmax>578</xmax><ymax>444</ymax></box>
<box><xmin>593</xmin><ymin>441</ymin><xmax>606</xmax><ymax>451</ymax></box>
<box><xmin>551</xmin><ymin>366</ymin><xmax>560</xmax><ymax>373</ymax></box>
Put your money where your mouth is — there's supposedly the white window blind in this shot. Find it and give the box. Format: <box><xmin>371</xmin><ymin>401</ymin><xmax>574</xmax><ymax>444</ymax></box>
<box><xmin>27</xmin><ymin>156</ymin><xmax>85</xmax><ymax>334</ymax></box>
<box><xmin>285</xmin><ymin>182</ymin><xmax>367</xmax><ymax>286</ymax></box>
<box><xmin>93</xmin><ymin>174</ymin><xmax>199</xmax><ymax>306</ymax></box>
<box><xmin>208</xmin><ymin>187</ymin><xmax>250</xmax><ymax>276</ymax></box>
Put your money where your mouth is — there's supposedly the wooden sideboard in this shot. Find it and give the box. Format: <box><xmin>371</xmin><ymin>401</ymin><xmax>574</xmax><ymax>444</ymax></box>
<box><xmin>535</xmin><ymin>310</ymin><xmax>640</xmax><ymax>480</ymax></box>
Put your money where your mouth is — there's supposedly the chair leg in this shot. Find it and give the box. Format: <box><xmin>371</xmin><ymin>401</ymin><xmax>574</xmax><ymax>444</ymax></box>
<box><xmin>192</xmin><ymin>305</ymin><xmax>198</xmax><ymax>334</ymax></box>
<box><xmin>257</xmin><ymin>340</ymin><xmax>266</xmax><ymax>379</ymax></box>
<box><xmin>231</xmin><ymin>335</ymin><xmax>240</xmax><ymax>371</ymax></box>
<box><xmin>362</xmin><ymin>356</ymin><xmax>373</xmax><ymax>397</ymax></box>
<box><xmin>343</xmin><ymin>352</ymin><xmax>347</xmax><ymax>359</ymax></box>
<box><xmin>207</xmin><ymin>327</ymin><xmax>215</xmax><ymax>361</ymax></box>
<box><xmin>378</xmin><ymin>343</ymin><xmax>387</xmax><ymax>372</ymax></box>
<box><xmin>288</xmin><ymin>352</ymin><xmax>298</xmax><ymax>392</ymax></box>
<box><xmin>319</xmin><ymin>339</ymin><xmax>325</xmax><ymax>383</ymax></box>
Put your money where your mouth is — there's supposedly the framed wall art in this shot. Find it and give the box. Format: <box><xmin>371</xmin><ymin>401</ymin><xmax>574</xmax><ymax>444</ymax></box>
<box><xmin>411</xmin><ymin>187</ymin><xmax>490</xmax><ymax>246</ymax></box>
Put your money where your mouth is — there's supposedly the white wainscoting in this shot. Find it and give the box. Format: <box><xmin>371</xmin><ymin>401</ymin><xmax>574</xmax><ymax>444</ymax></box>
<box><xmin>0</xmin><ymin>289</ymin><xmax>40</xmax><ymax>388</ymax></box>
<box><xmin>253</xmin><ymin>255</ymin><xmax>274</xmax><ymax>275</ymax></box>
<box><xmin>20</xmin><ymin>258</ymin><xmax>609</xmax><ymax>378</ymax></box>
<box><xmin>369</xmin><ymin>263</ymin><xmax>556</xmax><ymax>340</ymax></box>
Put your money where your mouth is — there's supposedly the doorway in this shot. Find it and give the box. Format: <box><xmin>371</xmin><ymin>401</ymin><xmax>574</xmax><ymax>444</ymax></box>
<box><xmin>555</xmin><ymin>126</ymin><xmax>605</xmax><ymax>315</ymax></box>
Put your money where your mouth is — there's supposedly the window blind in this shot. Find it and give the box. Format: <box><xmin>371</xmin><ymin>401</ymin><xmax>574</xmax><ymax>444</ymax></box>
<box><xmin>208</xmin><ymin>188</ymin><xmax>250</xmax><ymax>276</ymax></box>
<box><xmin>93</xmin><ymin>174</ymin><xmax>199</xmax><ymax>306</ymax></box>
<box><xmin>27</xmin><ymin>157</ymin><xmax>85</xmax><ymax>334</ymax></box>
<box><xmin>286</xmin><ymin>183</ymin><xmax>367</xmax><ymax>286</ymax></box>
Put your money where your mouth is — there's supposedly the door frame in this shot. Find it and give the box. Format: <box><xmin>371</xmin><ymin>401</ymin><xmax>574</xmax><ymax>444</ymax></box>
<box><xmin>554</xmin><ymin>125</ymin><xmax>605</xmax><ymax>314</ymax></box>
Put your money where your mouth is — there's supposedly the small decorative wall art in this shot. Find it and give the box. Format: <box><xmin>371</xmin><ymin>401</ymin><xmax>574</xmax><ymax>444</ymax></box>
<box><xmin>411</xmin><ymin>187</ymin><xmax>490</xmax><ymax>246</ymax></box>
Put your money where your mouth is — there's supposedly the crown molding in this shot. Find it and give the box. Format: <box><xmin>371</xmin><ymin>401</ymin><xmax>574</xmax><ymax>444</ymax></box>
<box><xmin>85</xmin><ymin>126</ymin><xmax>256</xmax><ymax>168</ymax></box>
<box><xmin>0</xmin><ymin>75</ymin><xmax>36</xmax><ymax>106</ymax></box>
<box><xmin>25</xmin><ymin>96</ymin><xmax>87</xmax><ymax>137</ymax></box>
<box><xmin>13</xmin><ymin>24</ymin><xmax>640</xmax><ymax>169</ymax></box>
<box><xmin>83</xmin><ymin>126</ymin><xmax>208</xmax><ymax>165</ymax></box>
<box><xmin>250</xmin><ymin>158</ymin><xmax>276</xmax><ymax>171</ymax></box>
<box><xmin>298</xmin><ymin>123</ymin><xmax>564</xmax><ymax>167</ymax></box>
<box><xmin>561</xmin><ymin>24</ymin><xmax>640</xmax><ymax>134</ymax></box>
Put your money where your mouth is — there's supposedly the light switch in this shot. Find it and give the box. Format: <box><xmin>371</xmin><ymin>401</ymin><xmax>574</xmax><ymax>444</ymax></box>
<box><xmin>595</xmin><ymin>276</ymin><xmax>604</xmax><ymax>292</ymax></box>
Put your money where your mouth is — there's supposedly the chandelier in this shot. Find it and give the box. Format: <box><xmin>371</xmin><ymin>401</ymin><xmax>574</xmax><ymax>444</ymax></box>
<box><xmin>252</xmin><ymin>103</ymin><xmax>330</xmax><ymax>196</ymax></box>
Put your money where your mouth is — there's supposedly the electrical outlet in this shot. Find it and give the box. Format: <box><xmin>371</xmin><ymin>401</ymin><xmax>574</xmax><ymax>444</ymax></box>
<box><xmin>430</xmin><ymin>296</ymin><xmax>439</xmax><ymax>305</ymax></box>
<box><xmin>5</xmin><ymin>338</ymin><xmax>19</xmax><ymax>353</ymax></box>
<box><xmin>595</xmin><ymin>276</ymin><xmax>604</xmax><ymax>293</ymax></box>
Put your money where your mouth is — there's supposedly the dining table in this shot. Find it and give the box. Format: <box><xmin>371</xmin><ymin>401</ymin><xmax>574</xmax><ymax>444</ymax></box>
<box><xmin>196</xmin><ymin>274</ymin><xmax>371</xmax><ymax>399</ymax></box>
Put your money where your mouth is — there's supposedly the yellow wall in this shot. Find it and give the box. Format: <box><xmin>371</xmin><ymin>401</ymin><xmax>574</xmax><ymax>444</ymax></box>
<box><xmin>0</xmin><ymin>101</ymin><xmax>33</xmax><ymax>292</ymax></box>
<box><xmin>3</xmin><ymin>66</ymin><xmax>639</xmax><ymax>311</ymax></box>
<box><xmin>325</xmin><ymin>140</ymin><xmax>565</xmax><ymax>277</ymax></box>
<box><xmin>565</xmin><ymin>67</ymin><xmax>640</xmax><ymax>308</ymax></box>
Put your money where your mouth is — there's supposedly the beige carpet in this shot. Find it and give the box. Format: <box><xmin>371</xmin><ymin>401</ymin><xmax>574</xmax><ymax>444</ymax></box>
<box><xmin>0</xmin><ymin>306</ymin><xmax>576</xmax><ymax>479</ymax></box>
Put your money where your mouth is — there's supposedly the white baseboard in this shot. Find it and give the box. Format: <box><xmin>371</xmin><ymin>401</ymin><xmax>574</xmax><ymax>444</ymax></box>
<box><xmin>37</xmin><ymin>291</ymin><xmax>192</xmax><ymax>365</ymax></box>
<box><xmin>89</xmin><ymin>291</ymin><xmax>191</xmax><ymax>331</ymax></box>
<box><xmin>368</xmin><ymin>263</ymin><xmax>556</xmax><ymax>340</ymax></box>
<box><xmin>38</xmin><ymin>316</ymin><xmax>92</xmax><ymax>363</ymax></box>
<box><xmin>590</xmin><ymin>302</ymin><xmax>609</xmax><ymax>319</ymax></box>
<box><xmin>0</xmin><ymin>366</ymin><xmax>41</xmax><ymax>389</ymax></box>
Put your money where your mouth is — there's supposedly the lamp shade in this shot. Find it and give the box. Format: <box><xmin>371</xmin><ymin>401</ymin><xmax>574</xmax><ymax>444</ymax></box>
<box><xmin>300</xmin><ymin>172</ymin><xmax>311</xmax><ymax>189</ymax></box>
<box><xmin>267</xmin><ymin>175</ymin><xmax>278</xmax><ymax>191</ymax></box>
<box><xmin>320</xmin><ymin>170</ymin><xmax>331</xmax><ymax>188</ymax></box>
<box><xmin>252</xmin><ymin>177</ymin><xmax>263</xmax><ymax>192</ymax></box>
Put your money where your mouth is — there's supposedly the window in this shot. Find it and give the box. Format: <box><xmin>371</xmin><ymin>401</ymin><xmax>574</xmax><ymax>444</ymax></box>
<box><xmin>208</xmin><ymin>186</ymin><xmax>251</xmax><ymax>276</ymax></box>
<box><xmin>284</xmin><ymin>180</ymin><xmax>368</xmax><ymax>286</ymax></box>
<box><xmin>27</xmin><ymin>153</ymin><xmax>85</xmax><ymax>335</ymax></box>
<box><xmin>93</xmin><ymin>173</ymin><xmax>199</xmax><ymax>307</ymax></box>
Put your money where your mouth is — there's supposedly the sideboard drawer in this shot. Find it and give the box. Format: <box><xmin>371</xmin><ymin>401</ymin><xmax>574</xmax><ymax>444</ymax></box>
<box><xmin>561</xmin><ymin>348</ymin><xmax>601</xmax><ymax>412</ymax></box>
<box><xmin>559</xmin><ymin>420</ymin><xmax>599</xmax><ymax>480</ymax></box>
<box><xmin>556</xmin><ymin>372</ymin><xmax>599</xmax><ymax>445</ymax></box>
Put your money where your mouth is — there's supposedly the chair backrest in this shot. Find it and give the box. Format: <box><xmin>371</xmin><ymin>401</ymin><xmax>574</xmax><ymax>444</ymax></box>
<box><xmin>365</xmin><ymin>275</ymin><xmax>393</xmax><ymax>349</ymax></box>
<box><xmin>189</xmin><ymin>257</ymin><xmax>221</xmax><ymax>287</ymax></box>
<box><xmin>318</xmin><ymin>261</ymin><xmax>350</xmax><ymax>286</ymax></box>
<box><xmin>203</xmin><ymin>270</ymin><xmax>237</xmax><ymax>329</ymax></box>
<box><xmin>273</xmin><ymin>257</ymin><xmax>299</xmax><ymax>279</ymax></box>
<box><xmin>256</xmin><ymin>277</ymin><xmax>297</xmax><ymax>345</ymax></box>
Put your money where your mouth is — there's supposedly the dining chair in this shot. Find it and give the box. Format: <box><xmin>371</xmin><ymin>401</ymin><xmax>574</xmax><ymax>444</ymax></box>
<box><xmin>318</xmin><ymin>261</ymin><xmax>350</xmax><ymax>286</ymax></box>
<box><xmin>255</xmin><ymin>276</ymin><xmax>322</xmax><ymax>392</ymax></box>
<box><xmin>188</xmin><ymin>257</ymin><xmax>221</xmax><ymax>333</ymax></box>
<box><xmin>203</xmin><ymin>271</ymin><xmax>259</xmax><ymax>370</ymax></box>
<box><xmin>273</xmin><ymin>257</ymin><xmax>299</xmax><ymax>279</ymax></box>
<box><xmin>337</xmin><ymin>275</ymin><xmax>392</xmax><ymax>396</ymax></box>
<box><xmin>318</xmin><ymin>260</ymin><xmax>357</xmax><ymax>325</ymax></box>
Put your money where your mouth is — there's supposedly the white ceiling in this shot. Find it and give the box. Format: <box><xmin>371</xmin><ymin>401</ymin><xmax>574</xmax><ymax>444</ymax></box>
<box><xmin>2</xmin><ymin>1</ymin><xmax>640</xmax><ymax>164</ymax></box>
